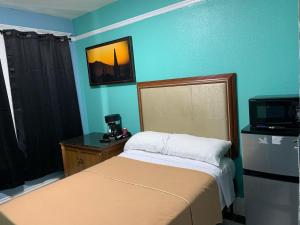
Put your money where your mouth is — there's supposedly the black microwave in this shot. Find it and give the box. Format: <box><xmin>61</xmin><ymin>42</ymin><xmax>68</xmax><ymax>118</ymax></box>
<box><xmin>249</xmin><ymin>95</ymin><xmax>299</xmax><ymax>129</ymax></box>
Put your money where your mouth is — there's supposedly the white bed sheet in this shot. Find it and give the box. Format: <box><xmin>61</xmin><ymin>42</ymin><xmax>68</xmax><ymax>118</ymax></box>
<box><xmin>120</xmin><ymin>150</ymin><xmax>235</xmax><ymax>208</ymax></box>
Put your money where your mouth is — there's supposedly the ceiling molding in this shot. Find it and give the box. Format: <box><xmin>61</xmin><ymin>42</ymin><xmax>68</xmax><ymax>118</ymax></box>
<box><xmin>72</xmin><ymin>0</ymin><xmax>205</xmax><ymax>41</ymax></box>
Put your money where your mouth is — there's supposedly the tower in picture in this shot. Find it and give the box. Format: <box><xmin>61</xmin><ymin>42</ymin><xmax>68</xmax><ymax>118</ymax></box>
<box><xmin>113</xmin><ymin>48</ymin><xmax>120</xmax><ymax>78</ymax></box>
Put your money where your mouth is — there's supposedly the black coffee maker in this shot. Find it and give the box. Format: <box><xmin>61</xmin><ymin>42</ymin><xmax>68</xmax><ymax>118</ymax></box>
<box><xmin>104</xmin><ymin>114</ymin><xmax>122</xmax><ymax>140</ymax></box>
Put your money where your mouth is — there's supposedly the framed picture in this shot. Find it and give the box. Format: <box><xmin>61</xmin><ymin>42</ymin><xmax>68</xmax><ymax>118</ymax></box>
<box><xmin>85</xmin><ymin>36</ymin><xmax>136</xmax><ymax>86</ymax></box>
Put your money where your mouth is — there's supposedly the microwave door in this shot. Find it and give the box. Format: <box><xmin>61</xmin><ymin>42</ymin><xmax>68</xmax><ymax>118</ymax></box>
<box><xmin>249</xmin><ymin>100</ymin><xmax>298</xmax><ymax>129</ymax></box>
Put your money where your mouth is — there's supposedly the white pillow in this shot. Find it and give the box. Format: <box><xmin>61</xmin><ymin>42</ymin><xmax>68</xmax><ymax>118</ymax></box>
<box><xmin>124</xmin><ymin>131</ymin><xmax>170</xmax><ymax>153</ymax></box>
<box><xmin>165</xmin><ymin>134</ymin><xmax>231</xmax><ymax>166</ymax></box>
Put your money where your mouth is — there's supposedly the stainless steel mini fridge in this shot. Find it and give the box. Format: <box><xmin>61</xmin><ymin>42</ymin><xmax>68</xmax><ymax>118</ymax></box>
<box><xmin>242</xmin><ymin>126</ymin><xmax>299</xmax><ymax>225</ymax></box>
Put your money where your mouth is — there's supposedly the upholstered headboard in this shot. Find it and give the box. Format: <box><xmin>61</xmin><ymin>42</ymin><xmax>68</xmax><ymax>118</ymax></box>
<box><xmin>137</xmin><ymin>74</ymin><xmax>239</xmax><ymax>158</ymax></box>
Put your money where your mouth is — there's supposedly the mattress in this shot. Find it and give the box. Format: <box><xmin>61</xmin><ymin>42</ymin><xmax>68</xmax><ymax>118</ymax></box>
<box><xmin>120</xmin><ymin>149</ymin><xmax>235</xmax><ymax>208</ymax></box>
<box><xmin>0</xmin><ymin>156</ymin><xmax>222</xmax><ymax>225</ymax></box>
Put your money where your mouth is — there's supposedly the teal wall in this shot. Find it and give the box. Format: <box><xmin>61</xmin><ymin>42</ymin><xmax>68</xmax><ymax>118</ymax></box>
<box><xmin>73</xmin><ymin>0</ymin><xmax>299</xmax><ymax>197</ymax></box>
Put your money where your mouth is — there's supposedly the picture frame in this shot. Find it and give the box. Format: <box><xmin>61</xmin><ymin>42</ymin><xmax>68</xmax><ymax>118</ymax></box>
<box><xmin>85</xmin><ymin>36</ymin><xmax>136</xmax><ymax>86</ymax></box>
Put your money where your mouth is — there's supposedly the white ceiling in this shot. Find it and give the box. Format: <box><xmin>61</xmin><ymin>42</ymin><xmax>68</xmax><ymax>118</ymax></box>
<box><xmin>0</xmin><ymin>0</ymin><xmax>116</xmax><ymax>19</ymax></box>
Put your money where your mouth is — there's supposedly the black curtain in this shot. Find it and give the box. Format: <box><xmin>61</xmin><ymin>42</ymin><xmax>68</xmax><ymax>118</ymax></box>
<box><xmin>3</xmin><ymin>30</ymin><xmax>82</xmax><ymax>181</ymax></box>
<box><xmin>0</xmin><ymin>60</ymin><xmax>25</xmax><ymax>189</ymax></box>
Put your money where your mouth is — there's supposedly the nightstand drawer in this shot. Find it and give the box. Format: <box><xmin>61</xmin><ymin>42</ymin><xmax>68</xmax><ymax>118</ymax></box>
<box><xmin>61</xmin><ymin>147</ymin><xmax>81</xmax><ymax>176</ymax></box>
<box><xmin>79</xmin><ymin>150</ymin><xmax>103</xmax><ymax>169</ymax></box>
<box><xmin>103</xmin><ymin>142</ymin><xmax>124</xmax><ymax>160</ymax></box>
<box><xmin>60</xmin><ymin>133</ymin><xmax>128</xmax><ymax>177</ymax></box>
<box><xmin>61</xmin><ymin>147</ymin><xmax>103</xmax><ymax>176</ymax></box>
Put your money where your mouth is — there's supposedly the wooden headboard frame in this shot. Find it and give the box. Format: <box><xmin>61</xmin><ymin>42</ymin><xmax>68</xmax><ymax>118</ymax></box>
<box><xmin>137</xmin><ymin>73</ymin><xmax>239</xmax><ymax>159</ymax></box>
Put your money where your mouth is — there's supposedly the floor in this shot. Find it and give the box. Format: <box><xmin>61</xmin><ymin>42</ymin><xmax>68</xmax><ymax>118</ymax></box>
<box><xmin>0</xmin><ymin>171</ymin><xmax>63</xmax><ymax>204</ymax></box>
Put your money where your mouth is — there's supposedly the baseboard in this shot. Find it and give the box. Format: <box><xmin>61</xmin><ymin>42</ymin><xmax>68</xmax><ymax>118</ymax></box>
<box><xmin>0</xmin><ymin>172</ymin><xmax>63</xmax><ymax>205</ymax></box>
<box><xmin>0</xmin><ymin>196</ymin><xmax>11</xmax><ymax>204</ymax></box>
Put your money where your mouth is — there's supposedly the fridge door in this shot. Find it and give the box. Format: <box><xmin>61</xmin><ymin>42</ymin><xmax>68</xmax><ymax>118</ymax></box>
<box><xmin>242</xmin><ymin>133</ymin><xmax>298</xmax><ymax>176</ymax></box>
<box><xmin>244</xmin><ymin>175</ymin><xmax>298</xmax><ymax>225</ymax></box>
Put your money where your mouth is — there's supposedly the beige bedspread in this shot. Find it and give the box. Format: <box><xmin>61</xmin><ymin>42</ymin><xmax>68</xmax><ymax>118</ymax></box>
<box><xmin>0</xmin><ymin>156</ymin><xmax>222</xmax><ymax>225</ymax></box>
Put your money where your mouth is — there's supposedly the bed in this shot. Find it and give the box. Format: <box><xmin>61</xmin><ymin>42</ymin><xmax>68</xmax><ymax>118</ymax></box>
<box><xmin>0</xmin><ymin>73</ymin><xmax>238</xmax><ymax>225</ymax></box>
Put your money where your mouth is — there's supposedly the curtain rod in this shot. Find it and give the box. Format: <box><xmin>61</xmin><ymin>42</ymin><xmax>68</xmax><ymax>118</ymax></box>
<box><xmin>0</xmin><ymin>30</ymin><xmax>72</xmax><ymax>41</ymax></box>
<box><xmin>0</xmin><ymin>24</ymin><xmax>72</xmax><ymax>38</ymax></box>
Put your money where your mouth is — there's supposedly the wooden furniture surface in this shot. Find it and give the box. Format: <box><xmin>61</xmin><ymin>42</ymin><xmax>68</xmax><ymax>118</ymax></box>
<box><xmin>137</xmin><ymin>73</ymin><xmax>239</xmax><ymax>159</ymax></box>
<box><xmin>60</xmin><ymin>133</ymin><xmax>128</xmax><ymax>177</ymax></box>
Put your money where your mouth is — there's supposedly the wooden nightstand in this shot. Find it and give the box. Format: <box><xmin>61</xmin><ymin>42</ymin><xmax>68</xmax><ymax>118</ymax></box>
<box><xmin>60</xmin><ymin>133</ymin><xmax>129</xmax><ymax>177</ymax></box>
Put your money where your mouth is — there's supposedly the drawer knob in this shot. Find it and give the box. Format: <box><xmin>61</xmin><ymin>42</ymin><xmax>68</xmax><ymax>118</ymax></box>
<box><xmin>77</xmin><ymin>158</ymin><xmax>84</xmax><ymax>165</ymax></box>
